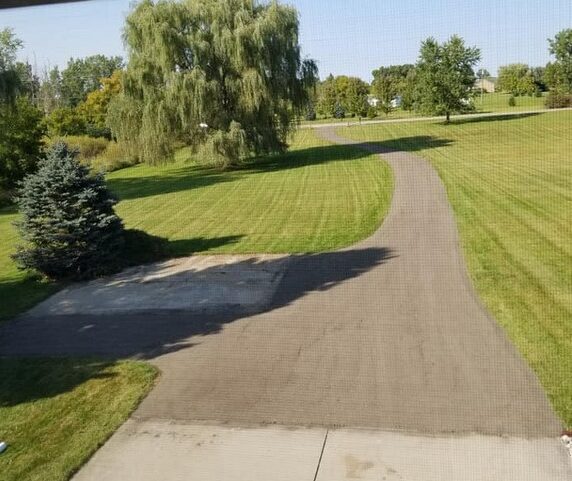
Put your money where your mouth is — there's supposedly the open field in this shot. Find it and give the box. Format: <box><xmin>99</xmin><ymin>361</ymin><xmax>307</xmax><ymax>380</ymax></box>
<box><xmin>339</xmin><ymin>110</ymin><xmax>572</xmax><ymax>427</ymax></box>
<box><xmin>0</xmin><ymin>359</ymin><xmax>156</xmax><ymax>481</ymax></box>
<box><xmin>0</xmin><ymin>129</ymin><xmax>392</xmax><ymax>320</ymax></box>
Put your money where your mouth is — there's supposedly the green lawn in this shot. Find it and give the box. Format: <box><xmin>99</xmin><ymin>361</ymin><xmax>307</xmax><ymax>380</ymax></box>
<box><xmin>339</xmin><ymin>110</ymin><xmax>572</xmax><ymax>427</ymax></box>
<box><xmin>0</xmin><ymin>128</ymin><xmax>392</xmax><ymax>320</ymax></box>
<box><xmin>0</xmin><ymin>359</ymin><xmax>156</xmax><ymax>481</ymax></box>
<box><xmin>0</xmin><ymin>208</ymin><xmax>62</xmax><ymax>321</ymax></box>
<box><xmin>107</xmin><ymin>128</ymin><xmax>392</xmax><ymax>255</ymax></box>
<box><xmin>475</xmin><ymin>91</ymin><xmax>547</xmax><ymax>113</ymax></box>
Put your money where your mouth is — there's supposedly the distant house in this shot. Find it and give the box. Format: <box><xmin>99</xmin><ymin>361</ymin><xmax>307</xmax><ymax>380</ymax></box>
<box><xmin>474</xmin><ymin>77</ymin><xmax>497</xmax><ymax>93</ymax></box>
<box><xmin>367</xmin><ymin>95</ymin><xmax>402</xmax><ymax>109</ymax></box>
<box><xmin>367</xmin><ymin>95</ymin><xmax>380</xmax><ymax>107</ymax></box>
<box><xmin>390</xmin><ymin>96</ymin><xmax>403</xmax><ymax>108</ymax></box>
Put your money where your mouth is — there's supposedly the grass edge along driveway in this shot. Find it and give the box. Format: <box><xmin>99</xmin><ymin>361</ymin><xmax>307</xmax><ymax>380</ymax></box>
<box><xmin>0</xmin><ymin>359</ymin><xmax>157</xmax><ymax>481</ymax></box>
<box><xmin>338</xmin><ymin>110</ymin><xmax>572</xmax><ymax>429</ymax></box>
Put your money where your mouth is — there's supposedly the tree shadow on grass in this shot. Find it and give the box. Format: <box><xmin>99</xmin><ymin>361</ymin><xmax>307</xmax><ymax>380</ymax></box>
<box><xmin>356</xmin><ymin>136</ymin><xmax>454</xmax><ymax>154</ymax></box>
<box><xmin>0</xmin><ymin>358</ymin><xmax>117</xmax><ymax>407</ymax></box>
<box><xmin>106</xmin><ymin>135</ymin><xmax>456</xmax><ymax>205</ymax></box>
<box><xmin>106</xmin><ymin>144</ymin><xmax>374</xmax><ymax>201</ymax></box>
<box><xmin>121</xmin><ymin>229</ymin><xmax>244</xmax><ymax>265</ymax></box>
<box><xmin>107</xmin><ymin>167</ymin><xmax>241</xmax><ymax>201</ymax></box>
<box><xmin>449</xmin><ymin>112</ymin><xmax>541</xmax><ymax>125</ymax></box>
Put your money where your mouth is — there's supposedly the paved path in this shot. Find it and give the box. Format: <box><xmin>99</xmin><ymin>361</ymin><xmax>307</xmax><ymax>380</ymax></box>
<box><xmin>1</xmin><ymin>127</ymin><xmax>562</xmax><ymax>437</ymax></box>
<box><xmin>71</xmin><ymin>421</ymin><xmax>571</xmax><ymax>481</ymax></box>
<box><xmin>302</xmin><ymin>106</ymin><xmax>572</xmax><ymax>129</ymax></box>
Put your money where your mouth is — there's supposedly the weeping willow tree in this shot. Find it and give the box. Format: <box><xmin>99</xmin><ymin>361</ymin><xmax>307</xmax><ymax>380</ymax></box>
<box><xmin>108</xmin><ymin>0</ymin><xmax>317</xmax><ymax>167</ymax></box>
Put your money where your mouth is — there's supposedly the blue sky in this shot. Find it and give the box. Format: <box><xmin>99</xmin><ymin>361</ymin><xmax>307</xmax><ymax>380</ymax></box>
<box><xmin>1</xmin><ymin>0</ymin><xmax>571</xmax><ymax>80</ymax></box>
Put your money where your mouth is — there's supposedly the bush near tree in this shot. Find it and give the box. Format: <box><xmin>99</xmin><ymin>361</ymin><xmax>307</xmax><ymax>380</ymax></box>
<box><xmin>46</xmin><ymin>107</ymin><xmax>87</xmax><ymax>136</ymax></box>
<box><xmin>545</xmin><ymin>91</ymin><xmax>572</xmax><ymax>108</ymax></box>
<box><xmin>13</xmin><ymin>142</ymin><xmax>125</xmax><ymax>280</ymax></box>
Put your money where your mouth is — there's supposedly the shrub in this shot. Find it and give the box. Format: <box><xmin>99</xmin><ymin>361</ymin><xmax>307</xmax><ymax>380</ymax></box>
<box><xmin>508</xmin><ymin>95</ymin><xmax>516</xmax><ymax>107</ymax></box>
<box><xmin>12</xmin><ymin>142</ymin><xmax>124</xmax><ymax>280</ymax></box>
<box><xmin>545</xmin><ymin>91</ymin><xmax>572</xmax><ymax>109</ymax></box>
<box><xmin>45</xmin><ymin>135</ymin><xmax>109</xmax><ymax>162</ymax></box>
<box><xmin>91</xmin><ymin>141</ymin><xmax>139</xmax><ymax>172</ymax></box>
<box><xmin>367</xmin><ymin>106</ymin><xmax>378</xmax><ymax>119</ymax></box>
<box><xmin>85</xmin><ymin>123</ymin><xmax>112</xmax><ymax>140</ymax></box>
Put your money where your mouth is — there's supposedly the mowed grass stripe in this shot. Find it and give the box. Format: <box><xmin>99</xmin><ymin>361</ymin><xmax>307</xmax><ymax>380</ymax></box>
<box><xmin>108</xmin><ymin>128</ymin><xmax>393</xmax><ymax>254</ymax></box>
<box><xmin>340</xmin><ymin>111</ymin><xmax>572</xmax><ymax>427</ymax></box>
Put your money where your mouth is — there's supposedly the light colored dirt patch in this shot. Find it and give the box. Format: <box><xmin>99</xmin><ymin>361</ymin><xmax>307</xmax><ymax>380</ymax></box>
<box><xmin>25</xmin><ymin>254</ymin><xmax>290</xmax><ymax>317</ymax></box>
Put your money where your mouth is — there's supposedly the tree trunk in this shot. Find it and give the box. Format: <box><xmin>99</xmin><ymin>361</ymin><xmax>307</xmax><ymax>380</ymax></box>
<box><xmin>445</xmin><ymin>111</ymin><xmax>450</xmax><ymax>124</ymax></box>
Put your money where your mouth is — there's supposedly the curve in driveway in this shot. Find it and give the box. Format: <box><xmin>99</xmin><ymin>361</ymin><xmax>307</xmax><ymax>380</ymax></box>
<box><xmin>0</xmin><ymin>127</ymin><xmax>561</xmax><ymax>437</ymax></box>
<box><xmin>135</xmin><ymin>128</ymin><xmax>561</xmax><ymax>436</ymax></box>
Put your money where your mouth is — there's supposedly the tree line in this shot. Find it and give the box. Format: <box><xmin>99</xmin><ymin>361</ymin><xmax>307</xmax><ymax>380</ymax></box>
<box><xmin>313</xmin><ymin>29</ymin><xmax>572</xmax><ymax>122</ymax></box>
<box><xmin>1</xmin><ymin>0</ymin><xmax>572</xmax><ymax>202</ymax></box>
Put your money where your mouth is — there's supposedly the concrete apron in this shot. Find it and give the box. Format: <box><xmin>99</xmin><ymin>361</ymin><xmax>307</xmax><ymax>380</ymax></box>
<box><xmin>25</xmin><ymin>254</ymin><xmax>291</xmax><ymax>317</ymax></box>
<box><xmin>73</xmin><ymin>420</ymin><xmax>571</xmax><ymax>481</ymax></box>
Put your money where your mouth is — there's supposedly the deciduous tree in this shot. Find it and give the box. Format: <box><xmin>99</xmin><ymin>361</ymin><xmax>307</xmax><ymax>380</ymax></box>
<box><xmin>108</xmin><ymin>0</ymin><xmax>317</xmax><ymax>168</ymax></box>
<box><xmin>371</xmin><ymin>65</ymin><xmax>414</xmax><ymax>115</ymax></box>
<box><xmin>546</xmin><ymin>29</ymin><xmax>572</xmax><ymax>93</ymax></box>
<box><xmin>61</xmin><ymin>55</ymin><xmax>123</xmax><ymax>107</ymax></box>
<box><xmin>79</xmin><ymin>70</ymin><xmax>122</xmax><ymax>137</ymax></box>
<box><xmin>497</xmin><ymin>64</ymin><xmax>536</xmax><ymax>96</ymax></box>
<box><xmin>0</xmin><ymin>97</ymin><xmax>45</xmax><ymax>192</ymax></box>
<box><xmin>414</xmin><ymin>35</ymin><xmax>480</xmax><ymax>123</ymax></box>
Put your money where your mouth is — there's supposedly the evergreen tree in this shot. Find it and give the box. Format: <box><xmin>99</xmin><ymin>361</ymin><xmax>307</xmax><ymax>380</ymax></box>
<box><xmin>13</xmin><ymin>143</ymin><xmax>124</xmax><ymax>280</ymax></box>
<box><xmin>334</xmin><ymin>102</ymin><xmax>345</xmax><ymax>119</ymax></box>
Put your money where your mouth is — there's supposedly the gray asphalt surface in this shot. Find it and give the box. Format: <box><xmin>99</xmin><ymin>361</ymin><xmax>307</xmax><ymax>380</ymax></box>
<box><xmin>0</xmin><ymin>128</ymin><xmax>562</xmax><ymax>436</ymax></box>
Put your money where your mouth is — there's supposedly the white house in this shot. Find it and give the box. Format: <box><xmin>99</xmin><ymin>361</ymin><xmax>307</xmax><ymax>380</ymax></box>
<box><xmin>367</xmin><ymin>95</ymin><xmax>380</xmax><ymax>107</ymax></box>
<box><xmin>368</xmin><ymin>95</ymin><xmax>403</xmax><ymax>109</ymax></box>
<box><xmin>390</xmin><ymin>96</ymin><xmax>403</xmax><ymax>108</ymax></box>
